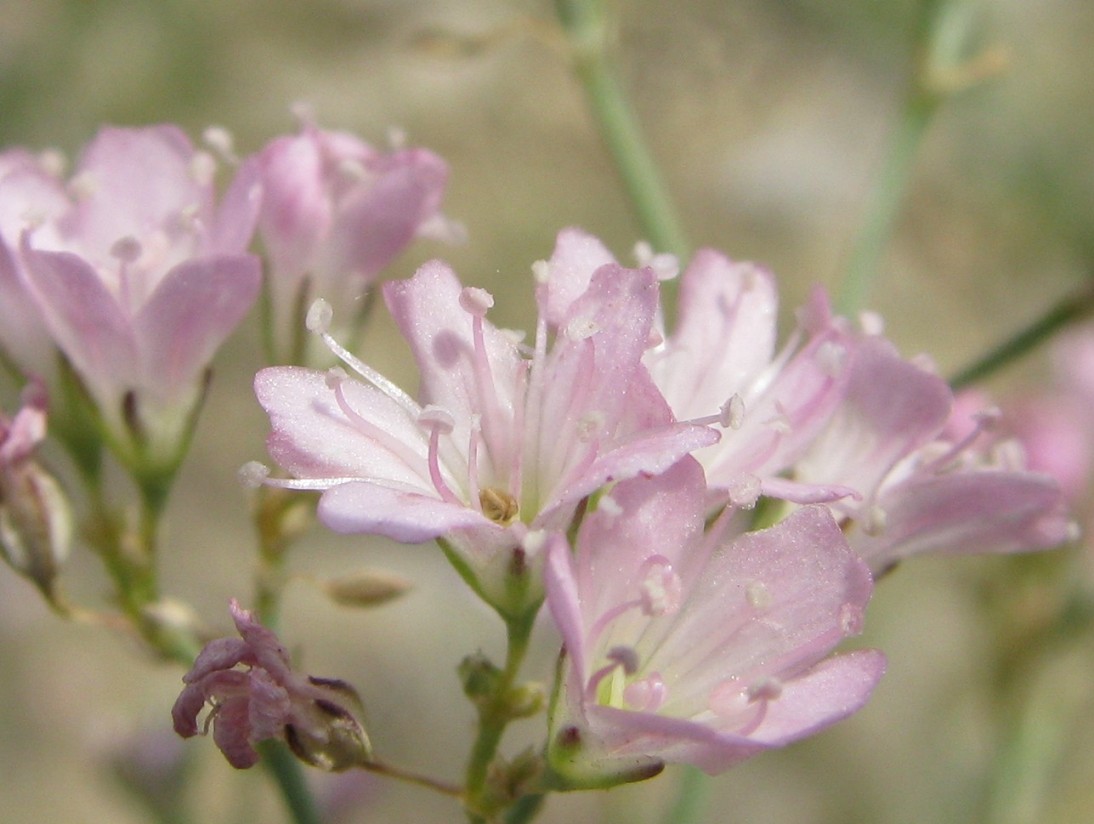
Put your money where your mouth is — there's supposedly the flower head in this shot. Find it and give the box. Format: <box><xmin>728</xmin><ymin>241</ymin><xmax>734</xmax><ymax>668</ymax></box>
<box><xmin>256</xmin><ymin>116</ymin><xmax>457</xmax><ymax>363</ymax></box>
<box><xmin>253</xmin><ymin>234</ymin><xmax>716</xmax><ymax>613</ymax></box>
<box><xmin>2</xmin><ymin>125</ymin><xmax>261</xmax><ymax>472</ymax></box>
<box><xmin>172</xmin><ymin>600</ymin><xmax>371</xmax><ymax>771</ymax></box>
<box><xmin>544</xmin><ymin>459</ymin><xmax>884</xmax><ymax>784</ymax></box>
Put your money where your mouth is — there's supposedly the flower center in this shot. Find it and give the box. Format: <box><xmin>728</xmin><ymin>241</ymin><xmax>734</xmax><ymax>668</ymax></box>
<box><xmin>479</xmin><ymin>486</ymin><xmax>519</xmax><ymax>524</ymax></box>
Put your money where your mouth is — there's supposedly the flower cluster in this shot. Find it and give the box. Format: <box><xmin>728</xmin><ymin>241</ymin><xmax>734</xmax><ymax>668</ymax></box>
<box><xmin>243</xmin><ymin>226</ymin><xmax>1071</xmax><ymax>782</ymax></box>
<box><xmin>0</xmin><ymin>120</ymin><xmax>451</xmax><ymax>484</ymax></box>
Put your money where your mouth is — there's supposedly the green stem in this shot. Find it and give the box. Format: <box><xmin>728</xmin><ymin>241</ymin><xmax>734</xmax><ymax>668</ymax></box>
<box><xmin>663</xmin><ymin>766</ymin><xmax>710</xmax><ymax>824</ymax></box>
<box><xmin>464</xmin><ymin>613</ymin><xmax>537</xmax><ymax>822</ymax></box>
<box><xmin>554</xmin><ymin>0</ymin><xmax>690</xmax><ymax>258</ymax></box>
<box><xmin>949</xmin><ymin>283</ymin><xmax>1094</xmax><ymax>389</ymax></box>
<box><xmin>256</xmin><ymin>741</ymin><xmax>324</xmax><ymax>824</ymax></box>
<box><xmin>837</xmin><ymin>89</ymin><xmax>938</xmax><ymax>316</ymax></box>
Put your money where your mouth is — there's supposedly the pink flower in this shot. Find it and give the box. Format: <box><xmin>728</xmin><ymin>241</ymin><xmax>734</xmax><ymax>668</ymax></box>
<box><xmin>794</xmin><ymin>335</ymin><xmax>1073</xmax><ymax>573</ymax></box>
<box><xmin>548</xmin><ymin>229</ymin><xmax>857</xmax><ymax>508</ymax></box>
<box><xmin>253</xmin><ymin>239</ymin><xmax>716</xmax><ymax>612</ymax></box>
<box><xmin>172</xmin><ymin>600</ymin><xmax>370</xmax><ymax>771</ymax></box>
<box><xmin>2</xmin><ymin>126</ymin><xmax>261</xmax><ymax>471</ymax></box>
<box><xmin>0</xmin><ymin>149</ymin><xmax>67</xmax><ymax>382</ymax></box>
<box><xmin>256</xmin><ymin>117</ymin><xmax>456</xmax><ymax>363</ymax></box>
<box><xmin>543</xmin><ymin>459</ymin><xmax>884</xmax><ymax>784</ymax></box>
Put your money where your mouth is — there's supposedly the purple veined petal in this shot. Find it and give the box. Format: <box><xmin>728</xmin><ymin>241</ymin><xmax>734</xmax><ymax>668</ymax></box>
<box><xmin>743</xmin><ymin>649</ymin><xmax>886</xmax><ymax>745</ymax></box>
<box><xmin>649</xmin><ymin>251</ymin><xmax>779</xmax><ymax>423</ymax></box>
<box><xmin>63</xmin><ymin>125</ymin><xmax>211</xmax><ymax>259</ymax></box>
<box><xmin>544</xmin><ymin>423</ymin><xmax>718</xmax><ymax>518</ymax></box>
<box><xmin>383</xmin><ymin>260</ymin><xmax>521</xmax><ymax>438</ymax></box>
<box><xmin>538</xmin><ymin>227</ymin><xmax>619</xmax><ymax>327</ymax></box>
<box><xmin>256</xmin><ymin>131</ymin><xmax>332</xmax><ymax>279</ymax></box>
<box><xmin>255</xmin><ymin>366</ymin><xmax>435</xmax><ymax>489</ymax></box>
<box><xmin>796</xmin><ymin>336</ymin><xmax>952</xmax><ymax>500</ymax></box>
<box><xmin>319</xmin><ymin>148</ymin><xmax>449</xmax><ymax>284</ymax></box>
<box><xmin>134</xmin><ymin>254</ymin><xmax>260</xmax><ymax>397</ymax></box>
<box><xmin>853</xmin><ymin>470</ymin><xmax>1073</xmax><ymax>571</ymax></box>
<box><xmin>317</xmin><ymin>479</ymin><xmax>497</xmax><ymax>542</ymax></box>
<box><xmin>19</xmin><ymin>241</ymin><xmax>139</xmax><ymax>403</ymax></box>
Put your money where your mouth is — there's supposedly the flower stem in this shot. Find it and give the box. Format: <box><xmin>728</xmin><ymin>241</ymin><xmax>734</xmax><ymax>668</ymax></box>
<box><xmin>662</xmin><ymin>766</ymin><xmax>709</xmax><ymax>824</ymax></box>
<box><xmin>949</xmin><ymin>282</ymin><xmax>1094</xmax><ymax>389</ymax></box>
<box><xmin>554</xmin><ymin>0</ymin><xmax>690</xmax><ymax>258</ymax></box>
<box><xmin>463</xmin><ymin>611</ymin><xmax>537</xmax><ymax>822</ymax></box>
<box><xmin>256</xmin><ymin>741</ymin><xmax>324</xmax><ymax>824</ymax></box>
<box><xmin>837</xmin><ymin>0</ymin><xmax>1006</xmax><ymax>316</ymax></box>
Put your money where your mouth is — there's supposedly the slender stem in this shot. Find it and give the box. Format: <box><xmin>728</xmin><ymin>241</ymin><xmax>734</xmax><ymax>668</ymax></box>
<box><xmin>256</xmin><ymin>741</ymin><xmax>324</xmax><ymax>824</ymax></box>
<box><xmin>836</xmin><ymin>90</ymin><xmax>938</xmax><ymax>316</ymax></box>
<box><xmin>949</xmin><ymin>282</ymin><xmax>1094</xmax><ymax>389</ymax></box>
<box><xmin>363</xmin><ymin>757</ymin><xmax>463</xmax><ymax>797</ymax></box>
<box><xmin>663</xmin><ymin>766</ymin><xmax>710</xmax><ymax>824</ymax></box>
<box><xmin>464</xmin><ymin>612</ymin><xmax>537</xmax><ymax>822</ymax></box>
<box><xmin>554</xmin><ymin>0</ymin><xmax>690</xmax><ymax>258</ymax></box>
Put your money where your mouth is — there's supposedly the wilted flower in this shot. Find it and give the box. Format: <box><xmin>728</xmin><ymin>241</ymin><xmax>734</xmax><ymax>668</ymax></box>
<box><xmin>0</xmin><ymin>380</ymin><xmax>72</xmax><ymax>598</ymax></box>
<box><xmin>252</xmin><ymin>235</ymin><xmax>715</xmax><ymax>613</ymax></box>
<box><xmin>172</xmin><ymin>600</ymin><xmax>371</xmax><ymax>771</ymax></box>
<box><xmin>544</xmin><ymin>459</ymin><xmax>884</xmax><ymax>785</ymax></box>
<box><xmin>0</xmin><ymin>125</ymin><xmax>261</xmax><ymax>474</ymax></box>
<box><xmin>256</xmin><ymin>115</ymin><xmax>457</xmax><ymax>364</ymax></box>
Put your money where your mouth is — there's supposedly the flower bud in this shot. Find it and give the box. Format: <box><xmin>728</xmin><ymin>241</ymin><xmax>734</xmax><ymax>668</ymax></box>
<box><xmin>0</xmin><ymin>384</ymin><xmax>72</xmax><ymax>598</ymax></box>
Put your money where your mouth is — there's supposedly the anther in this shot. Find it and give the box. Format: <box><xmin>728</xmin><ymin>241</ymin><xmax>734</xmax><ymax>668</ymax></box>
<box><xmin>531</xmin><ymin>260</ymin><xmax>550</xmax><ymax>284</ymax></box>
<box><xmin>720</xmin><ymin>394</ymin><xmax>745</xmax><ymax>429</ymax></box>
<box><xmin>306</xmin><ymin>299</ymin><xmax>334</xmax><ymax>335</ymax></box>
<box><xmin>459</xmin><ymin>287</ymin><xmax>494</xmax><ymax>317</ymax></box>
<box><xmin>110</xmin><ymin>236</ymin><xmax>143</xmax><ymax>264</ymax></box>
<box><xmin>238</xmin><ymin>461</ymin><xmax>271</xmax><ymax>488</ymax></box>
<box><xmin>418</xmin><ymin>405</ymin><xmax>455</xmax><ymax>434</ymax></box>
<box><xmin>202</xmin><ymin>126</ymin><xmax>238</xmax><ymax>163</ymax></box>
<box><xmin>565</xmin><ymin>316</ymin><xmax>599</xmax><ymax>341</ymax></box>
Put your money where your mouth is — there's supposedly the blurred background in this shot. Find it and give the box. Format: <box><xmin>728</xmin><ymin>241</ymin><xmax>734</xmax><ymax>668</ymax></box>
<box><xmin>2</xmin><ymin>0</ymin><xmax>1094</xmax><ymax>822</ymax></box>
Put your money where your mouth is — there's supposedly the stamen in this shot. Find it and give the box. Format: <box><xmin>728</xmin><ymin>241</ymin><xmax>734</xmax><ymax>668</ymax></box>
<box><xmin>565</xmin><ymin>316</ymin><xmax>599</xmax><ymax>341</ymax></box>
<box><xmin>531</xmin><ymin>260</ymin><xmax>550</xmax><ymax>284</ymax></box>
<box><xmin>110</xmin><ymin>236</ymin><xmax>143</xmax><ymax>264</ymax></box>
<box><xmin>632</xmin><ymin>241</ymin><xmax>679</xmax><ymax>281</ymax></box>
<box><xmin>728</xmin><ymin>475</ymin><xmax>761</xmax><ymax>509</ymax></box>
<box><xmin>459</xmin><ymin>287</ymin><xmax>494</xmax><ymax>316</ymax></box>
<box><xmin>306</xmin><ymin>300</ymin><xmax>420</xmax><ymax>416</ymax></box>
<box><xmin>67</xmin><ymin>171</ymin><xmax>97</xmax><ymax>200</ymax></box>
<box><xmin>37</xmin><ymin>149</ymin><xmax>66</xmax><ymax>178</ymax></box>
<box><xmin>337</xmin><ymin>158</ymin><xmax>368</xmax><ymax>183</ymax></box>
<box><xmin>418</xmin><ymin>406</ymin><xmax>462</xmax><ymax>505</ymax></box>
<box><xmin>815</xmin><ymin>341</ymin><xmax>847</xmax><ymax>378</ymax></box>
<box><xmin>721</xmin><ymin>394</ymin><xmax>745</xmax><ymax>429</ymax></box>
<box><xmin>638</xmin><ymin>556</ymin><xmax>682</xmax><ymax>617</ymax></box>
<box><xmin>624</xmin><ymin>673</ymin><xmax>667</xmax><ymax>711</ymax></box>
<box><xmin>746</xmin><ymin>676</ymin><xmax>783</xmax><ymax>702</ymax></box>
<box><xmin>202</xmin><ymin>126</ymin><xmax>238</xmax><ymax>164</ymax></box>
<box><xmin>188</xmin><ymin>151</ymin><xmax>217</xmax><ymax>187</ymax></box>
<box><xmin>479</xmin><ymin>487</ymin><xmax>519</xmax><ymax>524</ymax></box>
<box><xmin>238</xmin><ymin>461</ymin><xmax>270</xmax><ymax>488</ymax></box>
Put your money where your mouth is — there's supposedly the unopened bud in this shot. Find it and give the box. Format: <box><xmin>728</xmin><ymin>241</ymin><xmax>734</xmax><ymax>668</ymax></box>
<box><xmin>0</xmin><ymin>457</ymin><xmax>72</xmax><ymax>597</ymax></box>
<box><xmin>319</xmin><ymin>569</ymin><xmax>413</xmax><ymax>608</ymax></box>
